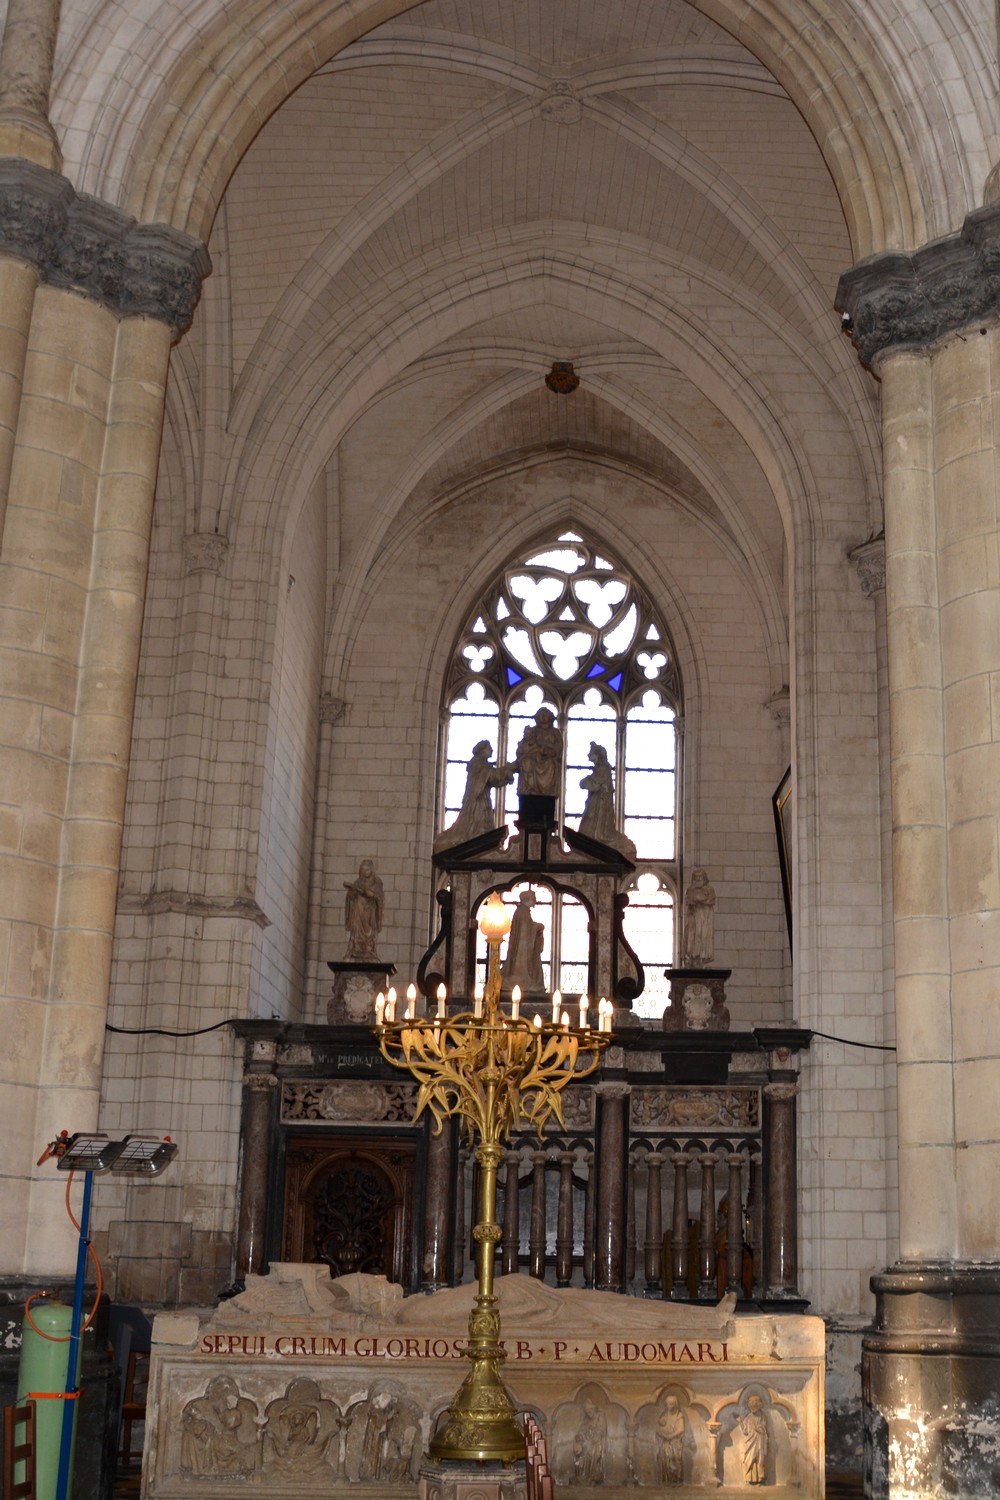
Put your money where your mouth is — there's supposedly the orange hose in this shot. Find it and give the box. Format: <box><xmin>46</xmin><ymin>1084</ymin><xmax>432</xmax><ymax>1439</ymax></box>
<box><xmin>23</xmin><ymin>1172</ymin><xmax>106</xmax><ymax>1339</ymax></box>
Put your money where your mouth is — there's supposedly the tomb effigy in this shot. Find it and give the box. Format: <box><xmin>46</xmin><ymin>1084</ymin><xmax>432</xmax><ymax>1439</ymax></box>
<box><xmin>143</xmin><ymin>1264</ymin><xmax>824</xmax><ymax>1497</ymax></box>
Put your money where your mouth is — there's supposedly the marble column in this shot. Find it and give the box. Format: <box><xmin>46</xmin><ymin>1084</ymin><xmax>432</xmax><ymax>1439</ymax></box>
<box><xmin>0</xmin><ymin>171</ymin><xmax>208</xmax><ymax>1278</ymax></box>
<box><xmin>421</xmin><ymin>1117</ymin><xmax>457</xmax><ymax>1290</ymax></box>
<box><xmin>235</xmin><ymin>1070</ymin><xmax>278</xmax><ymax>1284</ymax></box>
<box><xmin>528</xmin><ymin>1150</ymin><xmax>548</xmax><ymax>1279</ymax></box>
<box><xmin>838</xmin><ymin>200</ymin><xmax>1000</xmax><ymax>1499</ymax></box>
<box><xmin>669</xmin><ymin>1151</ymin><xmax>691</xmax><ymax>1299</ymax></box>
<box><xmin>643</xmin><ymin>1151</ymin><xmax>664</xmax><ymax>1292</ymax></box>
<box><xmin>697</xmin><ymin>1151</ymin><xmax>718</xmax><ymax>1299</ymax></box>
<box><xmin>555</xmin><ymin>1151</ymin><xmax>576</xmax><ymax>1286</ymax></box>
<box><xmin>763</xmin><ymin>1083</ymin><xmax>800</xmax><ymax>1299</ymax></box>
<box><xmin>593</xmin><ymin>1083</ymin><xmax>630</xmax><ymax>1292</ymax></box>
<box><xmin>501</xmin><ymin>1150</ymin><xmax>521</xmax><ymax>1276</ymax></box>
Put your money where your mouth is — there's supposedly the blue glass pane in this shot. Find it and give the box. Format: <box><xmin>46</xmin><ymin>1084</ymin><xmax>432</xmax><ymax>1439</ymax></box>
<box><xmin>507</xmin><ymin>667</ymin><xmax>523</xmax><ymax>685</ymax></box>
<box><xmin>608</xmin><ymin>672</ymin><xmax>623</xmax><ymax>691</ymax></box>
<box><xmin>586</xmin><ymin>663</ymin><xmax>605</xmax><ymax>679</ymax></box>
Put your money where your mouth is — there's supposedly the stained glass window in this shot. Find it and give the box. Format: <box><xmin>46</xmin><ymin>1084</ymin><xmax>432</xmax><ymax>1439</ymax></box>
<box><xmin>441</xmin><ymin>532</ymin><xmax>679</xmax><ymax>1016</ymax></box>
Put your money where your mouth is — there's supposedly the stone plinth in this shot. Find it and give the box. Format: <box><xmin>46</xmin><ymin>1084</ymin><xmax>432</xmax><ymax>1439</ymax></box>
<box><xmin>142</xmin><ymin>1264</ymin><xmax>824</xmax><ymax>1497</ymax></box>
<box><xmin>663</xmin><ymin>968</ymin><xmax>732</xmax><ymax>1031</ymax></box>
<box><xmin>417</xmin><ymin>1460</ymin><xmax>526</xmax><ymax>1499</ymax></box>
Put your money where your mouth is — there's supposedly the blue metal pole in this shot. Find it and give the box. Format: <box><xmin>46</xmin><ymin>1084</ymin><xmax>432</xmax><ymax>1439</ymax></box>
<box><xmin>55</xmin><ymin>1169</ymin><xmax>92</xmax><ymax>1500</ymax></box>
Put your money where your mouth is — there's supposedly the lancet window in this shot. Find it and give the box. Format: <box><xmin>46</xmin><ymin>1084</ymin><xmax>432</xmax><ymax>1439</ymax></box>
<box><xmin>439</xmin><ymin>533</ymin><xmax>679</xmax><ymax>1013</ymax></box>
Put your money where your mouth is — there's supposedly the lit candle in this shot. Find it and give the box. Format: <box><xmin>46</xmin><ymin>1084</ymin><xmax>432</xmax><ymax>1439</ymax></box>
<box><xmin>511</xmin><ymin>984</ymin><xmax>521</xmax><ymax>1021</ymax></box>
<box><xmin>386</xmin><ymin>986</ymin><xmax>397</xmax><ymax>1023</ymax></box>
<box><xmin>533</xmin><ymin>1014</ymin><xmax>542</xmax><ymax>1029</ymax></box>
<box><xmin>473</xmin><ymin>980</ymin><xmax>483</xmax><ymax>1019</ymax></box>
<box><xmin>375</xmin><ymin>992</ymin><xmax>385</xmax><ymax>1026</ymax></box>
<box><xmin>561</xmin><ymin>1010</ymin><xmax>570</xmax><ymax>1030</ymax></box>
<box><xmin>600</xmin><ymin>997</ymin><xmax>612</xmax><ymax>1033</ymax></box>
<box><xmin>579</xmin><ymin>993</ymin><xmax>589</xmax><ymax>1029</ymax></box>
<box><xmin>406</xmin><ymin>982</ymin><xmax>417</xmax><ymax>1020</ymax></box>
<box><xmin>551</xmin><ymin>988</ymin><xmax>561</xmax><ymax>1025</ymax></box>
<box><xmin>436</xmin><ymin>982</ymin><xmax>447</xmax><ymax>1019</ymax></box>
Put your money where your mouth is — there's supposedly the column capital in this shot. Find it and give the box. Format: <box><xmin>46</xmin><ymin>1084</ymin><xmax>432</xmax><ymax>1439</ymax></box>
<box><xmin>849</xmin><ymin>535</ymin><xmax>886</xmax><ymax>597</ymax></box>
<box><xmin>0</xmin><ymin>158</ymin><xmax>210</xmax><ymax>338</ymax></box>
<box><xmin>837</xmin><ymin>202</ymin><xmax>1000</xmax><ymax>370</ymax></box>
<box><xmin>764</xmin><ymin>1081</ymin><xmax>800</xmax><ymax>1102</ymax></box>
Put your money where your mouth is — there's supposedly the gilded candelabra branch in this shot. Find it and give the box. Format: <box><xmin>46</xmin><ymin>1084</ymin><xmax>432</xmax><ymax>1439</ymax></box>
<box><xmin>374</xmin><ymin>890</ymin><xmax>612</xmax><ymax>1465</ymax></box>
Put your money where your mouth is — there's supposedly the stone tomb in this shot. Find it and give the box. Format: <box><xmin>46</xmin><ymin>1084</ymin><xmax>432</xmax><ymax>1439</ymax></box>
<box><xmin>143</xmin><ymin>1265</ymin><xmax>824</xmax><ymax>1496</ymax></box>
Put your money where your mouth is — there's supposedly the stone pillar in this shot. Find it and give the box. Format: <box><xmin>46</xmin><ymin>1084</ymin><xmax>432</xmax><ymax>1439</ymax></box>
<box><xmin>0</xmin><ymin>167</ymin><xmax>208</xmax><ymax>1278</ymax></box>
<box><xmin>763</xmin><ymin>1082</ymin><xmax>800</xmax><ymax>1299</ymax></box>
<box><xmin>697</xmin><ymin>1151</ymin><xmax>718</xmax><ymax>1299</ymax></box>
<box><xmin>668</xmin><ymin>1151</ymin><xmax>691</xmax><ymax>1299</ymax></box>
<box><xmin>235</xmin><ymin>1070</ymin><xmax>278</xmax><ymax>1285</ymax></box>
<box><xmin>555</xmin><ymin>1151</ymin><xmax>575</xmax><ymax>1287</ymax></box>
<box><xmin>501</xmin><ymin>1150</ymin><xmax>521</xmax><ymax>1276</ymax></box>
<box><xmin>643</xmin><ymin>1151</ymin><xmax>664</xmax><ymax>1292</ymax></box>
<box><xmin>0</xmin><ymin>0</ymin><xmax>62</xmax><ymax>168</ymax></box>
<box><xmin>838</xmin><ymin>201</ymin><xmax>1000</xmax><ymax>1499</ymax></box>
<box><xmin>421</xmin><ymin>1118</ymin><xmax>457</xmax><ymax>1291</ymax></box>
<box><xmin>528</xmin><ymin>1150</ymin><xmax>547</xmax><ymax>1279</ymax></box>
<box><xmin>593</xmin><ymin>1083</ymin><xmax>630</xmax><ymax>1292</ymax></box>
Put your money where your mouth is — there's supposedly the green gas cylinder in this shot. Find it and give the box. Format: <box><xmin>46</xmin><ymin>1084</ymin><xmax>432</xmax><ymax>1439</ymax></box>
<box><xmin>17</xmin><ymin>1299</ymin><xmax>79</xmax><ymax>1500</ymax></box>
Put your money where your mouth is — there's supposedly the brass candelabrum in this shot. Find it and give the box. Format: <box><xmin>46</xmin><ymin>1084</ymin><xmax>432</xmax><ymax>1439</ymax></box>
<box><xmin>374</xmin><ymin>891</ymin><xmax>613</xmax><ymax>1465</ymax></box>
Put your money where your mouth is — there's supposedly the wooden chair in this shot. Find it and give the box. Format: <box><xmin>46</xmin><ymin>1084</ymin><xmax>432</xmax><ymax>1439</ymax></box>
<box><xmin>3</xmin><ymin>1400</ymin><xmax>37</xmax><ymax>1500</ymax></box>
<box><xmin>119</xmin><ymin>1349</ymin><xmax>150</xmax><ymax>1466</ymax></box>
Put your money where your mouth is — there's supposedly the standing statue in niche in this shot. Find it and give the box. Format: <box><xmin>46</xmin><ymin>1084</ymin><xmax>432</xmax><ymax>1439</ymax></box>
<box><xmin>435</xmin><ymin>740</ymin><xmax>513</xmax><ymax>849</ymax></box>
<box><xmin>343</xmin><ymin>859</ymin><xmax>384</xmax><ymax>962</ymax></box>
<box><xmin>577</xmin><ymin>742</ymin><xmax>616</xmax><ymax>844</ymax></box>
<box><xmin>572</xmin><ymin>1398</ymin><xmax>607</xmax><ymax>1485</ymax></box>
<box><xmin>501</xmin><ymin>889</ymin><xmax>546</xmax><ymax>995</ymax></box>
<box><xmin>514</xmin><ymin>709</ymin><xmax>563</xmax><ymax>798</ymax></box>
<box><xmin>681</xmin><ymin>868</ymin><xmax>716</xmax><ymax>967</ymax></box>
<box><xmin>656</xmin><ymin>1394</ymin><xmax>687</xmax><ymax>1485</ymax></box>
<box><xmin>738</xmin><ymin>1394</ymin><xmax>769</xmax><ymax>1486</ymax></box>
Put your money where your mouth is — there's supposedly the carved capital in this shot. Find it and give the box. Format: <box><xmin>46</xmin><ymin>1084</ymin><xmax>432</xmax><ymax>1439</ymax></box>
<box><xmin>764</xmin><ymin>1082</ymin><xmax>800</xmax><ymax>1103</ymax></box>
<box><xmin>595</xmin><ymin>1081</ymin><xmax>632</xmax><ymax>1101</ymax></box>
<box><xmin>850</xmin><ymin>535</ymin><xmax>886</xmax><ymax>596</ymax></box>
<box><xmin>765</xmin><ymin>686</ymin><xmax>790</xmax><ymax>724</ymax></box>
<box><xmin>244</xmin><ymin>1072</ymin><xmax>278</xmax><ymax>1093</ymax></box>
<box><xmin>182</xmin><ymin>531</ymin><xmax>229</xmax><ymax>575</ymax></box>
<box><xmin>319</xmin><ymin>693</ymin><xmax>347</xmax><ymax>726</ymax></box>
<box><xmin>837</xmin><ymin>202</ymin><xmax>1000</xmax><ymax>369</ymax></box>
<box><xmin>0</xmin><ymin>157</ymin><xmax>72</xmax><ymax>266</ymax></box>
<box><xmin>0</xmin><ymin>160</ymin><xmax>210</xmax><ymax>338</ymax></box>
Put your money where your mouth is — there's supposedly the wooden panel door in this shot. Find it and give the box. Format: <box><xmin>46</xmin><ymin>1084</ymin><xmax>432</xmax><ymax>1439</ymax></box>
<box><xmin>281</xmin><ymin>1133</ymin><xmax>418</xmax><ymax>1288</ymax></box>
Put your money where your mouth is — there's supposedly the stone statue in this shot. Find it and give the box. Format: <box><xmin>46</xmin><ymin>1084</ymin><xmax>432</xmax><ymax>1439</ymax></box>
<box><xmin>738</xmin><ymin>1394</ymin><xmax>769</xmax><ymax>1485</ymax></box>
<box><xmin>681</xmin><ymin>868</ymin><xmax>716</xmax><ymax>967</ymax></box>
<box><xmin>514</xmin><ymin>708</ymin><xmax>563</xmax><ymax>798</ymax></box>
<box><xmin>180</xmin><ymin>1376</ymin><xmax>258</xmax><ymax>1478</ymax></box>
<box><xmin>435</xmin><ymin>740</ymin><xmax>513</xmax><ymax>849</ymax></box>
<box><xmin>343</xmin><ymin>859</ymin><xmax>384</xmax><ymax>962</ymax></box>
<box><xmin>573</xmin><ymin>1397</ymin><xmax>607</xmax><ymax>1484</ymax></box>
<box><xmin>656</xmin><ymin>1393</ymin><xmax>686</xmax><ymax>1485</ymax></box>
<box><xmin>501</xmin><ymin>889</ymin><xmax>546</xmax><ymax>995</ymax></box>
<box><xmin>348</xmin><ymin>1383</ymin><xmax>419</xmax><ymax>1482</ymax></box>
<box><xmin>577</xmin><ymin>742</ymin><xmax>616</xmax><ymax>844</ymax></box>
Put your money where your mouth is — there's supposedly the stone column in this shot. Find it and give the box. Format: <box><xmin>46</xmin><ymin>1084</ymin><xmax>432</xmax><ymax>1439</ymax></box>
<box><xmin>501</xmin><ymin>1150</ymin><xmax>521</xmax><ymax>1276</ymax></box>
<box><xmin>555</xmin><ymin>1151</ymin><xmax>576</xmax><ymax>1286</ymax></box>
<box><xmin>0</xmin><ymin>175</ymin><xmax>208</xmax><ymax>1278</ymax></box>
<box><xmin>528</xmin><ymin>1150</ymin><xmax>548</xmax><ymax>1279</ymax></box>
<box><xmin>763</xmin><ymin>1083</ymin><xmax>800</xmax><ymax>1299</ymax></box>
<box><xmin>697</xmin><ymin>1151</ymin><xmax>718</xmax><ymax>1299</ymax></box>
<box><xmin>838</xmin><ymin>201</ymin><xmax>1000</xmax><ymax>1499</ymax></box>
<box><xmin>643</xmin><ymin>1151</ymin><xmax>664</xmax><ymax>1292</ymax></box>
<box><xmin>668</xmin><ymin>1151</ymin><xmax>691</xmax><ymax>1299</ymax></box>
<box><xmin>593</xmin><ymin>1083</ymin><xmax>630</xmax><ymax>1292</ymax></box>
<box><xmin>235</xmin><ymin>1070</ymin><xmax>278</xmax><ymax>1284</ymax></box>
<box><xmin>421</xmin><ymin>1117</ymin><xmax>457</xmax><ymax>1291</ymax></box>
<box><xmin>0</xmin><ymin>0</ymin><xmax>62</xmax><ymax>168</ymax></box>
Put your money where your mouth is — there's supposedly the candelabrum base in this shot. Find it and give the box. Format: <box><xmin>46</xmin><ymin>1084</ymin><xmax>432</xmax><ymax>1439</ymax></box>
<box><xmin>427</xmin><ymin>1344</ymin><xmax>526</xmax><ymax>1463</ymax></box>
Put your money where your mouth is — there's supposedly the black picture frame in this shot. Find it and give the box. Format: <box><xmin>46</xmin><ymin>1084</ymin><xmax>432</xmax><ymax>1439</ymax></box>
<box><xmin>772</xmin><ymin>767</ymin><xmax>793</xmax><ymax>952</ymax></box>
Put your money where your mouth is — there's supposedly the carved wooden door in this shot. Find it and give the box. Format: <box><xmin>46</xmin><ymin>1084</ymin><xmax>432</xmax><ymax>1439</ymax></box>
<box><xmin>281</xmin><ymin>1133</ymin><xmax>418</xmax><ymax>1288</ymax></box>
